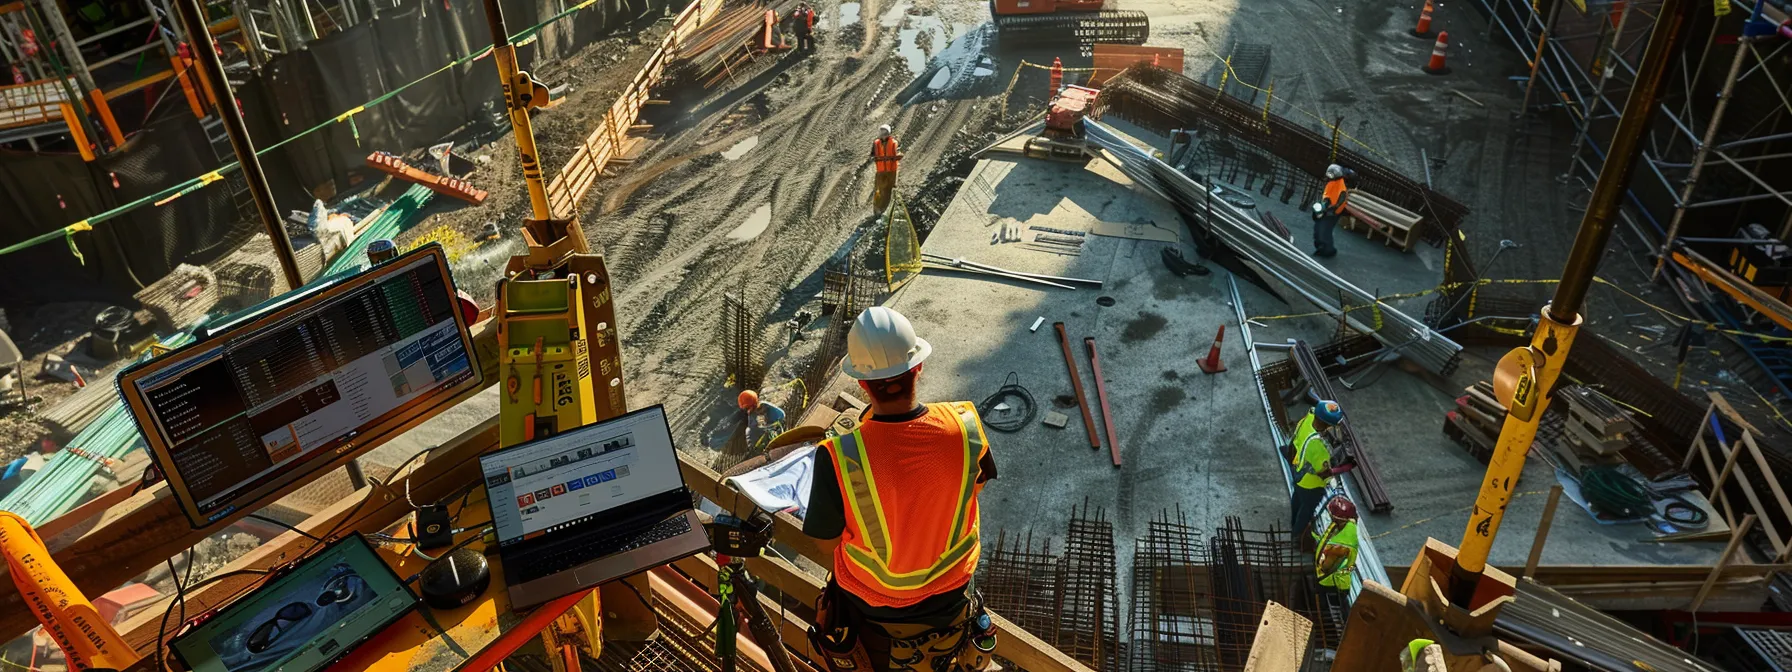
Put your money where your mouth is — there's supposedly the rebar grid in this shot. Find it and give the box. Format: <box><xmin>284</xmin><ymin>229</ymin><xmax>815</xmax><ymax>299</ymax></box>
<box><xmin>980</xmin><ymin>528</ymin><xmax>1062</xmax><ymax>639</ymax></box>
<box><xmin>1128</xmin><ymin>507</ymin><xmax>1218</xmax><ymax>672</ymax></box>
<box><xmin>1058</xmin><ymin>502</ymin><xmax>1123</xmax><ymax>672</ymax></box>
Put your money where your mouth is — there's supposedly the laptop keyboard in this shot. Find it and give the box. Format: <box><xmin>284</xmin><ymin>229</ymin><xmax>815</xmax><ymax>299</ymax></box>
<box><xmin>519</xmin><ymin>515</ymin><xmax>695</xmax><ymax>583</ymax></box>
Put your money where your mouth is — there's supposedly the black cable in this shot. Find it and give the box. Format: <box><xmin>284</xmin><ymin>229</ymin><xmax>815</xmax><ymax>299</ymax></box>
<box><xmin>1662</xmin><ymin>496</ymin><xmax>1710</xmax><ymax>528</ymax></box>
<box><xmin>244</xmin><ymin>513</ymin><xmax>324</xmax><ymax>541</ymax></box>
<box><xmin>978</xmin><ymin>372</ymin><xmax>1036</xmax><ymax>433</ymax></box>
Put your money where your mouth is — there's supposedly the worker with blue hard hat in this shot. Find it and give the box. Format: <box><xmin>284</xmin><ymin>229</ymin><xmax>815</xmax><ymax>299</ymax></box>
<box><xmin>1286</xmin><ymin>400</ymin><xmax>1353</xmax><ymax>540</ymax></box>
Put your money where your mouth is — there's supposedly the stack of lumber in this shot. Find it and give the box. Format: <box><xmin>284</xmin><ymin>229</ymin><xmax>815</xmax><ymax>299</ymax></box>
<box><xmin>1341</xmin><ymin>190</ymin><xmax>1422</xmax><ymax>252</ymax></box>
<box><xmin>133</xmin><ymin>264</ymin><xmax>218</xmax><ymax>330</ymax></box>
<box><xmin>1443</xmin><ymin>381</ymin><xmax>1507</xmax><ymax>463</ymax></box>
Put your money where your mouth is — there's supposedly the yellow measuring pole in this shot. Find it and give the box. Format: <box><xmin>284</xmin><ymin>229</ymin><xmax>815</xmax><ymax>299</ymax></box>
<box><xmin>484</xmin><ymin>0</ymin><xmax>556</xmax><ymax>221</ymax></box>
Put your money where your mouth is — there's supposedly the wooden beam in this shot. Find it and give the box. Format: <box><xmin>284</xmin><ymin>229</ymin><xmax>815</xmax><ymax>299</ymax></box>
<box><xmin>1707</xmin><ymin>391</ymin><xmax>1762</xmax><ymax>437</ymax></box>
<box><xmin>1739</xmin><ymin>431</ymin><xmax>1792</xmax><ymax>562</ymax></box>
<box><xmin>1522</xmin><ymin>485</ymin><xmax>1563</xmax><ymax>580</ymax></box>
<box><xmin>1691</xmin><ymin>514</ymin><xmax>1755</xmax><ymax>613</ymax></box>
<box><xmin>1707</xmin><ymin>438</ymin><xmax>1746</xmax><ymax>526</ymax></box>
<box><xmin>1682</xmin><ymin>404</ymin><xmax>1715</xmax><ymax>471</ymax></box>
<box><xmin>676</xmin><ymin>453</ymin><xmax>1096</xmax><ymax>672</ymax></box>
<box><xmin>649</xmin><ymin>566</ymin><xmax>778</xmax><ymax>672</ymax></box>
<box><xmin>672</xmin><ymin>553</ymin><xmax>820</xmax><ymax>672</ymax></box>
<box><xmin>1711</xmin><ymin>435</ymin><xmax>1789</xmax><ymax>559</ymax></box>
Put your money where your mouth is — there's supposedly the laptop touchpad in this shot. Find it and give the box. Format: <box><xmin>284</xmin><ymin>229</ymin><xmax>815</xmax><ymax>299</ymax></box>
<box><xmin>574</xmin><ymin>563</ymin><xmax>612</xmax><ymax>587</ymax></box>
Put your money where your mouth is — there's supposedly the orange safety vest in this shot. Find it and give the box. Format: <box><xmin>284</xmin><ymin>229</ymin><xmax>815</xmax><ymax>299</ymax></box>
<box><xmin>803</xmin><ymin>7</ymin><xmax>815</xmax><ymax>30</ymax></box>
<box><xmin>872</xmin><ymin>136</ymin><xmax>900</xmax><ymax>173</ymax></box>
<box><xmin>823</xmin><ymin>402</ymin><xmax>988</xmax><ymax>608</ymax></box>
<box><xmin>1323</xmin><ymin>177</ymin><xmax>1348</xmax><ymax>215</ymax></box>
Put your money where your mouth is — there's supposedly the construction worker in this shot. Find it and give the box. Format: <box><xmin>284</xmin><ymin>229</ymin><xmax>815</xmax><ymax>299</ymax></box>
<box><xmin>1314</xmin><ymin>496</ymin><xmax>1359</xmax><ymax>612</ymax></box>
<box><xmin>794</xmin><ymin>3</ymin><xmax>817</xmax><ymax>51</ymax></box>
<box><xmin>1310</xmin><ymin>163</ymin><xmax>1351</xmax><ymax>258</ymax></box>
<box><xmin>1287</xmin><ymin>400</ymin><xmax>1350</xmax><ymax>540</ymax></box>
<box><xmin>1401</xmin><ymin>639</ymin><xmax>1442</xmax><ymax>672</ymax></box>
<box><xmin>803</xmin><ymin>307</ymin><xmax>999</xmax><ymax>672</ymax></box>
<box><xmin>738</xmin><ymin>389</ymin><xmax>787</xmax><ymax>448</ymax></box>
<box><xmin>871</xmin><ymin>125</ymin><xmax>902</xmax><ymax>215</ymax></box>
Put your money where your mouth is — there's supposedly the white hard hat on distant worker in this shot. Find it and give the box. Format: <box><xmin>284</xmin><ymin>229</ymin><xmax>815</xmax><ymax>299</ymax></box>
<box><xmin>879</xmin><ymin>124</ymin><xmax>893</xmax><ymax>138</ymax></box>
<box><xmin>841</xmin><ymin>306</ymin><xmax>931</xmax><ymax>380</ymax></box>
<box><xmin>1325</xmin><ymin>164</ymin><xmax>1344</xmax><ymax>180</ymax></box>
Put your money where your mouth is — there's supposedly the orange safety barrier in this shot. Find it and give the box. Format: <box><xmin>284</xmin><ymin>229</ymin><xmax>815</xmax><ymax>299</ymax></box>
<box><xmin>1089</xmin><ymin>44</ymin><xmax>1184</xmax><ymax>85</ymax></box>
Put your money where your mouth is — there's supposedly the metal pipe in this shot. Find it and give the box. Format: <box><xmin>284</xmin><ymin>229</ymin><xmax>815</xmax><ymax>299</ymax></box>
<box><xmin>1718</xmin><ymin>130</ymin><xmax>1792</xmax><ymax>150</ymax></box>
<box><xmin>484</xmin><ymin>0</ymin><xmax>554</xmax><ymax>220</ymax></box>
<box><xmin>1563</xmin><ymin>0</ymin><xmax>1633</xmax><ymax>171</ymax></box>
<box><xmin>88</xmin><ymin>41</ymin><xmax>165</xmax><ymax>70</ymax></box>
<box><xmin>1685</xmin><ymin>190</ymin><xmax>1788</xmax><ymax>209</ymax></box>
<box><xmin>33</xmin><ymin>0</ymin><xmax>97</xmax><ymax>94</ymax></box>
<box><xmin>1055</xmin><ymin>323</ymin><xmax>1100</xmax><ymax>451</ymax></box>
<box><xmin>75</xmin><ymin>16</ymin><xmax>152</xmax><ymax>45</ymax></box>
<box><xmin>173</xmin><ymin>0</ymin><xmax>305</xmax><ymax>290</ymax></box>
<box><xmin>1526</xmin><ymin>0</ymin><xmax>1569</xmax><ymax>112</ymax></box>
<box><xmin>1452</xmin><ymin>0</ymin><xmax>1689</xmax><ymax>607</ymax></box>
<box><xmin>1654</xmin><ymin>39</ymin><xmax>1755</xmax><ymax>280</ymax></box>
<box><xmin>22</xmin><ymin>0</ymin><xmax>104</xmax><ymax>154</ymax></box>
<box><xmin>1712</xmin><ymin>150</ymin><xmax>1792</xmax><ymax>207</ymax></box>
<box><xmin>1084</xmin><ymin>337</ymin><xmax>1121</xmax><ymax>468</ymax></box>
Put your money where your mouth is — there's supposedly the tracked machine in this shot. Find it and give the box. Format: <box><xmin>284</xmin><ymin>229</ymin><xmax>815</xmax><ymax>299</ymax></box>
<box><xmin>990</xmin><ymin>0</ymin><xmax>1149</xmax><ymax>45</ymax></box>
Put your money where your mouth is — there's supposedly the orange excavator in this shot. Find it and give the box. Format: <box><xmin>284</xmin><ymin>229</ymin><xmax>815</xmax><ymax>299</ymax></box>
<box><xmin>990</xmin><ymin>0</ymin><xmax>1149</xmax><ymax>45</ymax></box>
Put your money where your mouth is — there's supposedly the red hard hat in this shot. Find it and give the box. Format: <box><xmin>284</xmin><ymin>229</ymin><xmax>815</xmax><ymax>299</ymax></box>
<box><xmin>738</xmin><ymin>390</ymin><xmax>760</xmax><ymax>410</ymax></box>
<box><xmin>1327</xmin><ymin>497</ymin><xmax>1358</xmax><ymax>521</ymax></box>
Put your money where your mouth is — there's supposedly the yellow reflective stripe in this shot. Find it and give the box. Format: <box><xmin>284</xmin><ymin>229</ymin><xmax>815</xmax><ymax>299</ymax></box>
<box><xmin>836</xmin><ymin>431</ymin><xmax>892</xmax><ymax>561</ymax></box>
<box><xmin>946</xmin><ymin>403</ymin><xmax>982</xmax><ymax>548</ymax></box>
<box><xmin>844</xmin><ymin>530</ymin><xmax>980</xmax><ymax>589</ymax></box>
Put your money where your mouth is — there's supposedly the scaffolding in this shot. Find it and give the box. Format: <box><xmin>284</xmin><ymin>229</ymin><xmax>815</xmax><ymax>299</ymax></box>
<box><xmin>1475</xmin><ymin>0</ymin><xmax>1792</xmax><ymax>400</ymax></box>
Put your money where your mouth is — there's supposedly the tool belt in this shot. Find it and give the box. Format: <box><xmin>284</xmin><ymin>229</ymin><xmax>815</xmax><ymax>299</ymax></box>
<box><xmin>809</xmin><ymin>580</ymin><xmax>997</xmax><ymax>672</ymax></box>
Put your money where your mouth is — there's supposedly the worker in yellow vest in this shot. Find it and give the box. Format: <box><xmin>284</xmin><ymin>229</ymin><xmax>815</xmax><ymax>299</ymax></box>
<box><xmin>803</xmin><ymin>307</ymin><xmax>998</xmax><ymax>671</ymax></box>
<box><xmin>1402</xmin><ymin>639</ymin><xmax>1443</xmax><ymax>672</ymax></box>
<box><xmin>1314</xmin><ymin>496</ymin><xmax>1359</xmax><ymax>604</ymax></box>
<box><xmin>1287</xmin><ymin>400</ymin><xmax>1351</xmax><ymax>540</ymax></box>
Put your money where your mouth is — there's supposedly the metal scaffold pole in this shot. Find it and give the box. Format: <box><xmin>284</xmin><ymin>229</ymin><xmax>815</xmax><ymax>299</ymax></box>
<box><xmin>172</xmin><ymin>0</ymin><xmax>306</xmax><ymax>292</ymax></box>
<box><xmin>1447</xmin><ymin>0</ymin><xmax>1690</xmax><ymax>607</ymax></box>
<box><xmin>1652</xmin><ymin>36</ymin><xmax>1754</xmax><ymax>279</ymax></box>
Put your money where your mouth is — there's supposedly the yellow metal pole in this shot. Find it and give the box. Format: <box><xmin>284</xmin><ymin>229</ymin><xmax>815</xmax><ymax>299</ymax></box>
<box><xmin>1448</xmin><ymin>0</ymin><xmax>1689</xmax><ymax>607</ymax></box>
<box><xmin>483</xmin><ymin>0</ymin><xmax>554</xmax><ymax>221</ymax></box>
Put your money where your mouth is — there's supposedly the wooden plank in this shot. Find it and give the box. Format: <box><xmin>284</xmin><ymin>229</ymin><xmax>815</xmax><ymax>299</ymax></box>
<box><xmin>1712</xmin><ymin>436</ymin><xmax>1789</xmax><ymax>559</ymax></box>
<box><xmin>1740</xmin><ymin>431</ymin><xmax>1792</xmax><ymax>562</ymax></box>
<box><xmin>1710</xmin><ymin>392</ymin><xmax>1764</xmax><ymax>438</ymax></box>
<box><xmin>1691</xmin><ymin>514</ymin><xmax>1754</xmax><ymax>612</ymax></box>
<box><xmin>676</xmin><ymin>453</ymin><xmax>1095</xmax><ymax>672</ymax></box>
<box><xmin>672</xmin><ymin>554</ymin><xmax>821</xmax><ymax>671</ymax></box>
<box><xmin>1523</xmin><ymin>485</ymin><xmax>1564</xmax><ymax>580</ymax></box>
<box><xmin>1242</xmin><ymin>601</ymin><xmax>1310</xmax><ymax>672</ymax></box>
<box><xmin>1682</xmin><ymin>404</ymin><xmax>1715</xmax><ymax>470</ymax></box>
<box><xmin>1710</xmin><ymin>438</ymin><xmax>1746</xmax><ymax>524</ymax></box>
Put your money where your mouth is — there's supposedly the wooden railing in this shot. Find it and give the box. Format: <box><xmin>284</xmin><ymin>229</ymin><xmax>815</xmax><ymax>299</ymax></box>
<box><xmin>544</xmin><ymin>0</ymin><xmax>721</xmax><ymax>216</ymax></box>
<box><xmin>0</xmin><ymin>77</ymin><xmax>77</xmax><ymax>129</ymax></box>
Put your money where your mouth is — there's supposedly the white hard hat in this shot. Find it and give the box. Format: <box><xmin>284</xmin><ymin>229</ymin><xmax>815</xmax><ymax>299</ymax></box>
<box><xmin>1325</xmin><ymin>164</ymin><xmax>1344</xmax><ymax>179</ymax></box>
<box><xmin>841</xmin><ymin>307</ymin><xmax>931</xmax><ymax>380</ymax></box>
<box><xmin>879</xmin><ymin>124</ymin><xmax>893</xmax><ymax>137</ymax></box>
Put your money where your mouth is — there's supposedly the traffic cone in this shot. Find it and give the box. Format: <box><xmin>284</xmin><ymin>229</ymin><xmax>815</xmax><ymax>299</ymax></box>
<box><xmin>1423</xmin><ymin>32</ymin><xmax>1451</xmax><ymax>75</ymax></box>
<box><xmin>1197</xmin><ymin>325</ymin><xmax>1228</xmax><ymax>374</ymax></box>
<box><xmin>1413</xmin><ymin>0</ymin><xmax>1434</xmax><ymax>37</ymax></box>
<box><xmin>1049</xmin><ymin>57</ymin><xmax>1063</xmax><ymax>97</ymax></box>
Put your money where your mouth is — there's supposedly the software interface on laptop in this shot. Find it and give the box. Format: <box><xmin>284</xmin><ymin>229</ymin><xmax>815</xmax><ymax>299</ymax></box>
<box><xmin>481</xmin><ymin>407</ymin><xmax>685</xmax><ymax>547</ymax></box>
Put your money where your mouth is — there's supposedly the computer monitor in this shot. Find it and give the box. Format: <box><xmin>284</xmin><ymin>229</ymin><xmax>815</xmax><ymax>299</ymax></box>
<box><xmin>169</xmin><ymin>533</ymin><xmax>418</xmax><ymax>672</ymax></box>
<box><xmin>119</xmin><ymin>245</ymin><xmax>482</xmax><ymax>528</ymax></box>
<box><xmin>480</xmin><ymin>406</ymin><xmax>687</xmax><ymax>548</ymax></box>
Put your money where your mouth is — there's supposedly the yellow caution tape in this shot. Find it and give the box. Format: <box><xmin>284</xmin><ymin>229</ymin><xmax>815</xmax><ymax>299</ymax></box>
<box><xmin>0</xmin><ymin>512</ymin><xmax>136</xmax><ymax>670</ymax></box>
<box><xmin>334</xmin><ymin>105</ymin><xmax>367</xmax><ymax>123</ymax></box>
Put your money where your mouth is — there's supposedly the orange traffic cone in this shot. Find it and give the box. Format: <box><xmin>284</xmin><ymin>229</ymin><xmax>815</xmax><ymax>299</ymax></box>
<box><xmin>1049</xmin><ymin>57</ymin><xmax>1063</xmax><ymax>97</ymax></box>
<box><xmin>1413</xmin><ymin>0</ymin><xmax>1434</xmax><ymax>37</ymax></box>
<box><xmin>1197</xmin><ymin>325</ymin><xmax>1227</xmax><ymax>374</ymax></box>
<box><xmin>1423</xmin><ymin>31</ymin><xmax>1451</xmax><ymax>75</ymax></box>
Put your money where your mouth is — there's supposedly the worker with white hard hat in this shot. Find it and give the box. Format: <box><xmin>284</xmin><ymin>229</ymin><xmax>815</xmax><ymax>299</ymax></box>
<box><xmin>803</xmin><ymin>306</ymin><xmax>999</xmax><ymax>671</ymax></box>
<box><xmin>1310</xmin><ymin>163</ymin><xmax>1354</xmax><ymax>258</ymax></box>
<box><xmin>871</xmin><ymin>125</ymin><xmax>903</xmax><ymax>216</ymax></box>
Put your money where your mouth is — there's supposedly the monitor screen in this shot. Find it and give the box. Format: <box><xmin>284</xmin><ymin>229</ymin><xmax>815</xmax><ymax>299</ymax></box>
<box><xmin>480</xmin><ymin>406</ymin><xmax>684</xmax><ymax>547</ymax></box>
<box><xmin>120</xmin><ymin>246</ymin><xmax>480</xmax><ymax>527</ymax></box>
<box><xmin>170</xmin><ymin>534</ymin><xmax>417</xmax><ymax>672</ymax></box>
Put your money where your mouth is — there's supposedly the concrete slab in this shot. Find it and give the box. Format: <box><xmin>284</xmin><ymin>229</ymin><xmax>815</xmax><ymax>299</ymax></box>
<box><xmin>828</xmin><ymin>152</ymin><xmax>1293</xmax><ymax>603</ymax></box>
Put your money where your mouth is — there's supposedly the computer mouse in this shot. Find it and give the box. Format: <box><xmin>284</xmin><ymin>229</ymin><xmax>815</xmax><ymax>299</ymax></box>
<box><xmin>419</xmin><ymin>547</ymin><xmax>490</xmax><ymax>610</ymax></box>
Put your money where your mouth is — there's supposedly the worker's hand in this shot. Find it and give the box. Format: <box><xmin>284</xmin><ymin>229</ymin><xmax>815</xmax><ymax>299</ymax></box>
<box><xmin>1279</xmin><ymin>443</ymin><xmax>1295</xmax><ymax>462</ymax></box>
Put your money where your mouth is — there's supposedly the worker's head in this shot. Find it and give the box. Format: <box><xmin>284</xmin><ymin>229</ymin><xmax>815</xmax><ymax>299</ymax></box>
<box><xmin>1326</xmin><ymin>496</ymin><xmax>1358</xmax><ymax>522</ymax></box>
<box><xmin>1312</xmin><ymin>400</ymin><xmax>1343</xmax><ymax>428</ymax></box>
<box><xmin>879</xmin><ymin>124</ymin><xmax>893</xmax><ymax>139</ymax></box>
<box><xmin>1325</xmin><ymin>164</ymin><xmax>1345</xmax><ymax>180</ymax></box>
<box><xmin>737</xmin><ymin>389</ymin><xmax>760</xmax><ymax>411</ymax></box>
<box><xmin>843</xmin><ymin>307</ymin><xmax>931</xmax><ymax>404</ymax></box>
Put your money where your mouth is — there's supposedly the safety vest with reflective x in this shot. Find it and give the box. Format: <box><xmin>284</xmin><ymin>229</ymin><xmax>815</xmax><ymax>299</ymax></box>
<box><xmin>1291</xmin><ymin>412</ymin><xmax>1333</xmax><ymax>490</ymax></box>
<box><xmin>826</xmin><ymin>401</ymin><xmax>987</xmax><ymax>606</ymax></box>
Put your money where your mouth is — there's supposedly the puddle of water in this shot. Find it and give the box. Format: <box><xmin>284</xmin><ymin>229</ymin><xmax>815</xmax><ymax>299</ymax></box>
<box><xmin>895</xmin><ymin>28</ymin><xmax>927</xmax><ymax>74</ymax></box>
<box><xmin>893</xmin><ymin>15</ymin><xmax>948</xmax><ymax>74</ymax></box>
<box><xmin>721</xmin><ymin>136</ymin><xmax>759</xmax><ymax>160</ymax></box>
<box><xmin>727</xmin><ymin>204</ymin><xmax>773</xmax><ymax>241</ymax></box>
<box><xmin>927</xmin><ymin>66</ymin><xmax>952</xmax><ymax>90</ymax></box>
<box><xmin>838</xmin><ymin>2</ymin><xmax>859</xmax><ymax>26</ymax></box>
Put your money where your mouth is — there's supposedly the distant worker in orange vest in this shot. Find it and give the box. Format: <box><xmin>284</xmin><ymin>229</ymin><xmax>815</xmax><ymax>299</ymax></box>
<box><xmin>803</xmin><ymin>306</ymin><xmax>999</xmax><ymax>672</ymax></box>
<box><xmin>794</xmin><ymin>2</ymin><xmax>817</xmax><ymax>51</ymax></box>
<box><xmin>871</xmin><ymin>125</ymin><xmax>902</xmax><ymax>215</ymax></box>
<box><xmin>1309</xmin><ymin>163</ymin><xmax>1354</xmax><ymax>258</ymax></box>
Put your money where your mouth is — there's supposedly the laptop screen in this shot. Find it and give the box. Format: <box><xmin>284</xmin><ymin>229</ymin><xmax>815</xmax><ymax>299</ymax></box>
<box><xmin>480</xmin><ymin>405</ymin><xmax>684</xmax><ymax>547</ymax></box>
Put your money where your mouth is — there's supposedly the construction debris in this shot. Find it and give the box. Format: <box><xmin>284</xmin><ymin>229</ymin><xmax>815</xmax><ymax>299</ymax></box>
<box><xmin>1290</xmin><ymin>339</ymin><xmax>1393</xmax><ymax>513</ymax></box>
<box><xmin>365</xmin><ymin>151</ymin><xmax>489</xmax><ymax>205</ymax></box>
<box><xmin>1083</xmin><ymin>118</ymin><xmax>1463</xmax><ymax>375</ymax></box>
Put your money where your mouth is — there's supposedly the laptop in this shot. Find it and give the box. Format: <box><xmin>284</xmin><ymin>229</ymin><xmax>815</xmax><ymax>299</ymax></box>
<box><xmin>480</xmin><ymin>405</ymin><xmax>710</xmax><ymax>609</ymax></box>
<box><xmin>170</xmin><ymin>533</ymin><xmax>417</xmax><ymax>672</ymax></box>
